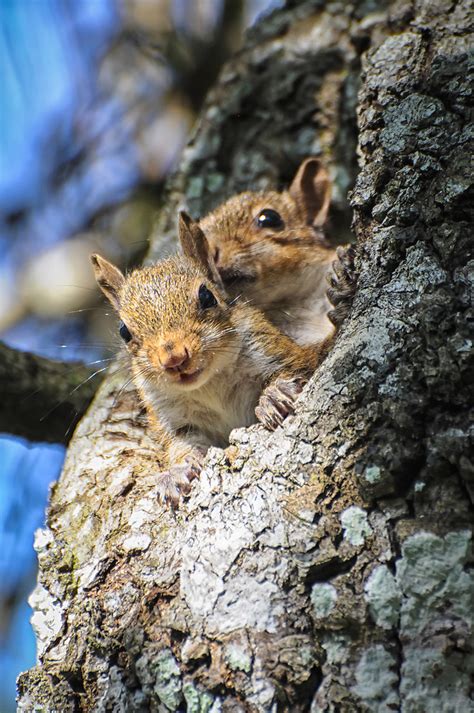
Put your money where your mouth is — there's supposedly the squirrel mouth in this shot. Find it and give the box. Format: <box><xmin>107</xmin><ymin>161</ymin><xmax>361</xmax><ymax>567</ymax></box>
<box><xmin>178</xmin><ymin>368</ymin><xmax>203</xmax><ymax>385</ymax></box>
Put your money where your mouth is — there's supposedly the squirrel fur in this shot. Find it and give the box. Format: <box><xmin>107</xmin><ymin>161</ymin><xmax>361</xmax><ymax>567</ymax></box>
<box><xmin>200</xmin><ymin>158</ymin><xmax>356</xmax><ymax>346</ymax></box>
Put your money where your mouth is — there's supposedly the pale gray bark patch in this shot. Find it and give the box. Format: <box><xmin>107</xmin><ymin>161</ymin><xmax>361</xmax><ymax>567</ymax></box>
<box><xmin>17</xmin><ymin>0</ymin><xmax>473</xmax><ymax>711</ymax></box>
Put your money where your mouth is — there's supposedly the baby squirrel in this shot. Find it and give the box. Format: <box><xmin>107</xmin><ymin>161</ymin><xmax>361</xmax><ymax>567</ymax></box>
<box><xmin>92</xmin><ymin>213</ymin><xmax>332</xmax><ymax>505</ymax></box>
<box><xmin>199</xmin><ymin>158</ymin><xmax>356</xmax><ymax>346</ymax></box>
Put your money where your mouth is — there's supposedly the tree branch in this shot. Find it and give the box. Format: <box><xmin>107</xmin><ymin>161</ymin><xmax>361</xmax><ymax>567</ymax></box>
<box><xmin>0</xmin><ymin>341</ymin><xmax>100</xmax><ymax>444</ymax></box>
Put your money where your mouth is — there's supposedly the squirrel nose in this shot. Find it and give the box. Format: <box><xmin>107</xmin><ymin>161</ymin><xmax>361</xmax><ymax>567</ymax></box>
<box><xmin>160</xmin><ymin>347</ymin><xmax>190</xmax><ymax>371</ymax></box>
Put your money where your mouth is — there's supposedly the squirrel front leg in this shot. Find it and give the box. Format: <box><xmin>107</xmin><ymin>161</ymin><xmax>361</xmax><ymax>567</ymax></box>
<box><xmin>256</xmin><ymin>340</ymin><xmax>330</xmax><ymax>430</ymax></box>
<box><xmin>256</xmin><ymin>246</ymin><xmax>358</xmax><ymax>430</ymax></box>
<box><xmin>145</xmin><ymin>409</ymin><xmax>207</xmax><ymax>507</ymax></box>
<box><xmin>255</xmin><ymin>375</ymin><xmax>307</xmax><ymax>430</ymax></box>
<box><xmin>255</xmin><ymin>339</ymin><xmax>329</xmax><ymax>431</ymax></box>
<box><xmin>239</xmin><ymin>306</ymin><xmax>330</xmax><ymax>431</ymax></box>
<box><xmin>257</xmin><ymin>245</ymin><xmax>358</xmax><ymax>430</ymax></box>
<box><xmin>155</xmin><ymin>437</ymin><xmax>207</xmax><ymax>507</ymax></box>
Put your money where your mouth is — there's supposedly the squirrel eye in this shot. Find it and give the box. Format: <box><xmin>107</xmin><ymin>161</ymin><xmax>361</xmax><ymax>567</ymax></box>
<box><xmin>198</xmin><ymin>284</ymin><xmax>217</xmax><ymax>310</ymax></box>
<box><xmin>256</xmin><ymin>209</ymin><xmax>284</xmax><ymax>229</ymax></box>
<box><xmin>119</xmin><ymin>322</ymin><xmax>132</xmax><ymax>343</ymax></box>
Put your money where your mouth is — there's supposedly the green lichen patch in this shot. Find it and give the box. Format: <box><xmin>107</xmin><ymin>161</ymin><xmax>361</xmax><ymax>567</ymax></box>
<box><xmin>340</xmin><ymin>506</ymin><xmax>372</xmax><ymax>546</ymax></box>
<box><xmin>183</xmin><ymin>681</ymin><xmax>215</xmax><ymax>713</ymax></box>
<box><xmin>359</xmin><ymin>463</ymin><xmax>395</xmax><ymax>497</ymax></box>
<box><xmin>311</xmin><ymin>583</ymin><xmax>338</xmax><ymax>619</ymax></box>
<box><xmin>353</xmin><ymin>645</ymin><xmax>400</xmax><ymax>712</ymax></box>
<box><xmin>205</xmin><ymin>172</ymin><xmax>225</xmax><ymax>193</ymax></box>
<box><xmin>364</xmin><ymin>465</ymin><xmax>382</xmax><ymax>483</ymax></box>
<box><xmin>395</xmin><ymin>530</ymin><xmax>474</xmax><ymax>711</ymax></box>
<box><xmin>186</xmin><ymin>176</ymin><xmax>204</xmax><ymax>200</ymax></box>
<box><xmin>364</xmin><ymin>565</ymin><xmax>401</xmax><ymax>629</ymax></box>
<box><xmin>321</xmin><ymin>632</ymin><xmax>352</xmax><ymax>665</ymax></box>
<box><xmin>396</xmin><ymin>530</ymin><xmax>473</xmax><ymax>633</ymax></box>
<box><xmin>224</xmin><ymin>641</ymin><xmax>252</xmax><ymax>673</ymax></box>
<box><xmin>401</xmin><ymin>646</ymin><xmax>474</xmax><ymax>713</ymax></box>
<box><xmin>152</xmin><ymin>649</ymin><xmax>183</xmax><ymax>711</ymax></box>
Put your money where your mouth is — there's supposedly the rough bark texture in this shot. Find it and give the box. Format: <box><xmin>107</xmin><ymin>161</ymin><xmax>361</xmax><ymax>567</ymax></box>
<box><xmin>18</xmin><ymin>1</ymin><xmax>473</xmax><ymax>711</ymax></box>
<box><xmin>0</xmin><ymin>341</ymin><xmax>98</xmax><ymax>444</ymax></box>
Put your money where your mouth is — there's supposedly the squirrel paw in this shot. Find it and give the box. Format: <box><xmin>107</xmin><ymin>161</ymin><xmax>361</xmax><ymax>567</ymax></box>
<box><xmin>327</xmin><ymin>245</ymin><xmax>358</xmax><ymax>328</ymax></box>
<box><xmin>156</xmin><ymin>460</ymin><xmax>200</xmax><ymax>507</ymax></box>
<box><xmin>255</xmin><ymin>377</ymin><xmax>306</xmax><ymax>431</ymax></box>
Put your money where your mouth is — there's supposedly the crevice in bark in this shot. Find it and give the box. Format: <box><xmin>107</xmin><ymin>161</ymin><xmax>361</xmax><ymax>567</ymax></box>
<box><xmin>62</xmin><ymin>669</ymin><xmax>86</xmax><ymax>697</ymax></box>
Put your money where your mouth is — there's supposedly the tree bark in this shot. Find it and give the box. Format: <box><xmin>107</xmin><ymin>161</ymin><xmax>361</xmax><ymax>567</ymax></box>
<box><xmin>18</xmin><ymin>1</ymin><xmax>473</xmax><ymax>711</ymax></box>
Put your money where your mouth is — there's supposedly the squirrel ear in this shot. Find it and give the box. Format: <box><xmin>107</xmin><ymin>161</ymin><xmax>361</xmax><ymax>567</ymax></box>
<box><xmin>178</xmin><ymin>212</ymin><xmax>225</xmax><ymax>290</ymax></box>
<box><xmin>288</xmin><ymin>158</ymin><xmax>332</xmax><ymax>227</ymax></box>
<box><xmin>90</xmin><ymin>254</ymin><xmax>124</xmax><ymax>311</ymax></box>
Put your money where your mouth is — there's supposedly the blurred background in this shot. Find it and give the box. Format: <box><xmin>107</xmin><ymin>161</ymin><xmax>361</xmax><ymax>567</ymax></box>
<box><xmin>0</xmin><ymin>1</ymin><xmax>282</xmax><ymax>709</ymax></box>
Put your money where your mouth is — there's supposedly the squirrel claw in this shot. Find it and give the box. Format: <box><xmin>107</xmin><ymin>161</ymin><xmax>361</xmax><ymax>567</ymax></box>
<box><xmin>156</xmin><ymin>461</ymin><xmax>201</xmax><ymax>507</ymax></box>
<box><xmin>327</xmin><ymin>245</ymin><xmax>358</xmax><ymax>327</ymax></box>
<box><xmin>256</xmin><ymin>377</ymin><xmax>305</xmax><ymax>431</ymax></box>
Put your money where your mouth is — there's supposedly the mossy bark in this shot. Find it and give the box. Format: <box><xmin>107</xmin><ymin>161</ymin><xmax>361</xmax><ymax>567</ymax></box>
<box><xmin>18</xmin><ymin>1</ymin><xmax>473</xmax><ymax>711</ymax></box>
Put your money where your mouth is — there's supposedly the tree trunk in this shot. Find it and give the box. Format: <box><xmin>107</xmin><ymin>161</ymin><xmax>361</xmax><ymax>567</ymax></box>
<box><xmin>18</xmin><ymin>1</ymin><xmax>473</xmax><ymax>711</ymax></box>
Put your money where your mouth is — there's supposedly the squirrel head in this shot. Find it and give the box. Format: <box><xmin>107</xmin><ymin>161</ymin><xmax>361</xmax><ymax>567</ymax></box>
<box><xmin>200</xmin><ymin>158</ymin><xmax>334</xmax><ymax>304</ymax></box>
<box><xmin>91</xmin><ymin>214</ymin><xmax>240</xmax><ymax>392</ymax></box>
